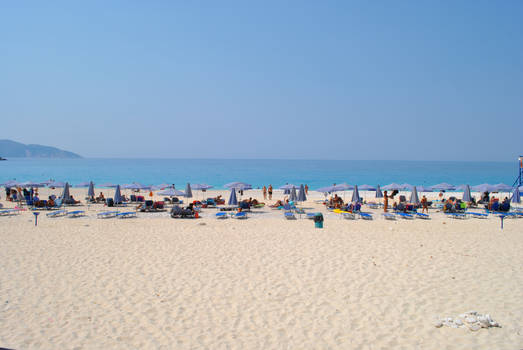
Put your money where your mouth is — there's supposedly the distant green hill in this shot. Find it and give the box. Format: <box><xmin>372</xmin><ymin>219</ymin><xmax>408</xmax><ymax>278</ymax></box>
<box><xmin>0</xmin><ymin>139</ymin><xmax>82</xmax><ymax>159</ymax></box>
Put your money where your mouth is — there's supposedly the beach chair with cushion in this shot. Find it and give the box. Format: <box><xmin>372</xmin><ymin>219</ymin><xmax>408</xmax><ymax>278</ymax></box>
<box><xmin>446</xmin><ymin>212</ymin><xmax>467</xmax><ymax>219</ymax></box>
<box><xmin>46</xmin><ymin>209</ymin><xmax>68</xmax><ymax>218</ymax></box>
<box><xmin>97</xmin><ymin>211</ymin><xmax>119</xmax><ymax>219</ymax></box>
<box><xmin>342</xmin><ymin>212</ymin><xmax>357</xmax><ymax>220</ymax></box>
<box><xmin>117</xmin><ymin>212</ymin><xmax>137</xmax><ymax>219</ymax></box>
<box><xmin>306</xmin><ymin>212</ymin><xmax>316</xmax><ymax>219</ymax></box>
<box><xmin>0</xmin><ymin>209</ymin><xmax>20</xmax><ymax>216</ymax></box>
<box><xmin>170</xmin><ymin>205</ymin><xmax>195</xmax><ymax>219</ymax></box>
<box><xmin>67</xmin><ymin>210</ymin><xmax>86</xmax><ymax>218</ymax></box>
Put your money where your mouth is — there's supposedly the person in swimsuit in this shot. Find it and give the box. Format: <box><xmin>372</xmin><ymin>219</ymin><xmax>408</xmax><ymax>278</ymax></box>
<box><xmin>262</xmin><ymin>186</ymin><xmax>267</xmax><ymax>200</ymax></box>
<box><xmin>383</xmin><ymin>190</ymin><xmax>389</xmax><ymax>212</ymax></box>
<box><xmin>268</xmin><ymin>185</ymin><xmax>273</xmax><ymax>200</ymax></box>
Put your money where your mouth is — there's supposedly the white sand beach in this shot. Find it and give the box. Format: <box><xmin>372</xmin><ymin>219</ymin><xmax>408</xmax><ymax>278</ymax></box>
<box><xmin>1</xmin><ymin>188</ymin><xmax>522</xmax><ymax>349</ymax></box>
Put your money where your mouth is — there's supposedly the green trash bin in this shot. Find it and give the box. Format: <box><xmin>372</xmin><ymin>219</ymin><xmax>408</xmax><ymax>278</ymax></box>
<box><xmin>313</xmin><ymin>213</ymin><xmax>324</xmax><ymax>228</ymax></box>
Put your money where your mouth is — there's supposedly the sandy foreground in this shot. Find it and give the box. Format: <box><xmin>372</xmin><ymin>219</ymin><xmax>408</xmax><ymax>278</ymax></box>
<box><xmin>0</xmin><ymin>188</ymin><xmax>522</xmax><ymax>349</ymax></box>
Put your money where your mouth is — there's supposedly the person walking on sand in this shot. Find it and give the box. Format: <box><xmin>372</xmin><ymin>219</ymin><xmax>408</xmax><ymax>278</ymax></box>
<box><xmin>305</xmin><ymin>184</ymin><xmax>309</xmax><ymax>195</ymax></box>
<box><xmin>268</xmin><ymin>184</ymin><xmax>273</xmax><ymax>200</ymax></box>
<box><xmin>421</xmin><ymin>195</ymin><xmax>428</xmax><ymax>213</ymax></box>
<box><xmin>383</xmin><ymin>190</ymin><xmax>389</xmax><ymax>212</ymax></box>
<box><xmin>262</xmin><ymin>185</ymin><xmax>267</xmax><ymax>200</ymax></box>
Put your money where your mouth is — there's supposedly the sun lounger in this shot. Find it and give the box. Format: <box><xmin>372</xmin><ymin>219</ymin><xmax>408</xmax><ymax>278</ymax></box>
<box><xmin>46</xmin><ymin>209</ymin><xmax>68</xmax><ymax>218</ymax></box>
<box><xmin>383</xmin><ymin>213</ymin><xmax>396</xmax><ymax>220</ymax></box>
<box><xmin>466</xmin><ymin>212</ymin><xmax>488</xmax><ymax>219</ymax></box>
<box><xmin>284</xmin><ymin>212</ymin><xmax>296</xmax><ymax>220</ymax></box>
<box><xmin>0</xmin><ymin>209</ymin><xmax>20</xmax><ymax>216</ymax></box>
<box><xmin>97</xmin><ymin>211</ymin><xmax>119</xmax><ymax>219</ymax></box>
<box><xmin>397</xmin><ymin>212</ymin><xmax>415</xmax><ymax>220</ymax></box>
<box><xmin>360</xmin><ymin>212</ymin><xmax>373</xmax><ymax>220</ymax></box>
<box><xmin>415</xmin><ymin>212</ymin><xmax>430</xmax><ymax>220</ymax></box>
<box><xmin>306</xmin><ymin>213</ymin><xmax>316</xmax><ymax>219</ymax></box>
<box><xmin>116</xmin><ymin>212</ymin><xmax>137</xmax><ymax>219</ymax></box>
<box><xmin>234</xmin><ymin>212</ymin><xmax>247</xmax><ymax>219</ymax></box>
<box><xmin>342</xmin><ymin>212</ymin><xmax>356</xmax><ymax>220</ymax></box>
<box><xmin>446</xmin><ymin>212</ymin><xmax>467</xmax><ymax>219</ymax></box>
<box><xmin>67</xmin><ymin>210</ymin><xmax>86</xmax><ymax>218</ymax></box>
<box><xmin>215</xmin><ymin>212</ymin><xmax>228</xmax><ymax>219</ymax></box>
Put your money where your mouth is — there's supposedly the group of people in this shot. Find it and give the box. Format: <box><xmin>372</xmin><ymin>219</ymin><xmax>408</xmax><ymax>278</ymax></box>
<box><xmin>261</xmin><ymin>184</ymin><xmax>309</xmax><ymax>201</ymax></box>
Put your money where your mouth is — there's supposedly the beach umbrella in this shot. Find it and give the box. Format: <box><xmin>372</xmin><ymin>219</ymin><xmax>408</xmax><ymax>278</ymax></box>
<box><xmin>382</xmin><ymin>183</ymin><xmax>403</xmax><ymax>191</ymax></box>
<box><xmin>510</xmin><ymin>187</ymin><xmax>520</xmax><ymax>203</ymax></box>
<box><xmin>400</xmin><ymin>183</ymin><xmax>413</xmax><ymax>190</ymax></box>
<box><xmin>157</xmin><ymin>188</ymin><xmax>185</xmax><ymax>196</ymax></box>
<box><xmin>492</xmin><ymin>183</ymin><xmax>512</xmax><ymax>192</ymax></box>
<box><xmin>191</xmin><ymin>183</ymin><xmax>213</xmax><ymax>190</ymax></box>
<box><xmin>297</xmin><ymin>184</ymin><xmax>307</xmax><ymax>202</ymax></box>
<box><xmin>375</xmin><ymin>185</ymin><xmax>383</xmax><ymax>198</ymax></box>
<box><xmin>61</xmin><ymin>182</ymin><xmax>71</xmax><ymax>200</ymax></box>
<box><xmin>471</xmin><ymin>184</ymin><xmax>496</xmax><ymax>193</ymax></box>
<box><xmin>359</xmin><ymin>184</ymin><xmax>376</xmax><ymax>191</ymax></box>
<box><xmin>409</xmin><ymin>186</ymin><xmax>420</xmax><ymax>205</ymax></box>
<box><xmin>114</xmin><ymin>185</ymin><xmax>123</xmax><ymax>204</ymax></box>
<box><xmin>48</xmin><ymin>181</ymin><xmax>66</xmax><ymax>188</ymax></box>
<box><xmin>289</xmin><ymin>187</ymin><xmax>297</xmax><ymax>201</ymax></box>
<box><xmin>228</xmin><ymin>188</ymin><xmax>238</xmax><ymax>205</ymax></box>
<box><xmin>19</xmin><ymin>181</ymin><xmax>46</xmax><ymax>188</ymax></box>
<box><xmin>185</xmin><ymin>183</ymin><xmax>193</xmax><ymax>199</ymax></box>
<box><xmin>99</xmin><ymin>183</ymin><xmax>119</xmax><ymax>188</ymax></box>
<box><xmin>151</xmin><ymin>183</ymin><xmax>173</xmax><ymax>190</ymax></box>
<box><xmin>280</xmin><ymin>184</ymin><xmax>300</xmax><ymax>190</ymax></box>
<box><xmin>122</xmin><ymin>183</ymin><xmax>151</xmax><ymax>190</ymax></box>
<box><xmin>75</xmin><ymin>182</ymin><xmax>91</xmax><ymax>187</ymax></box>
<box><xmin>225</xmin><ymin>182</ymin><xmax>251</xmax><ymax>189</ymax></box>
<box><xmin>88</xmin><ymin>181</ymin><xmax>95</xmax><ymax>198</ymax></box>
<box><xmin>462</xmin><ymin>184</ymin><xmax>472</xmax><ymax>202</ymax></box>
<box><xmin>431</xmin><ymin>183</ymin><xmax>456</xmax><ymax>191</ymax></box>
<box><xmin>351</xmin><ymin>185</ymin><xmax>361</xmax><ymax>203</ymax></box>
<box><xmin>417</xmin><ymin>186</ymin><xmax>433</xmax><ymax>192</ymax></box>
<box><xmin>1</xmin><ymin>180</ymin><xmax>19</xmax><ymax>187</ymax></box>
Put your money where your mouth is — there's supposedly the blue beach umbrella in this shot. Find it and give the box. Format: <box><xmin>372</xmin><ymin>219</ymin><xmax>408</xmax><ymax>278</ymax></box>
<box><xmin>48</xmin><ymin>181</ymin><xmax>66</xmax><ymax>188</ymax></box>
<box><xmin>462</xmin><ymin>185</ymin><xmax>472</xmax><ymax>202</ymax></box>
<box><xmin>416</xmin><ymin>186</ymin><xmax>433</xmax><ymax>192</ymax></box>
<box><xmin>99</xmin><ymin>183</ymin><xmax>119</xmax><ymax>188</ymax></box>
<box><xmin>151</xmin><ymin>183</ymin><xmax>172</xmax><ymax>190</ymax></box>
<box><xmin>510</xmin><ymin>187</ymin><xmax>520</xmax><ymax>204</ymax></box>
<box><xmin>431</xmin><ymin>183</ymin><xmax>456</xmax><ymax>191</ymax></box>
<box><xmin>351</xmin><ymin>185</ymin><xmax>361</xmax><ymax>203</ymax></box>
<box><xmin>492</xmin><ymin>183</ymin><xmax>512</xmax><ymax>192</ymax></box>
<box><xmin>375</xmin><ymin>185</ymin><xmax>383</xmax><ymax>198</ymax></box>
<box><xmin>382</xmin><ymin>183</ymin><xmax>403</xmax><ymax>191</ymax></box>
<box><xmin>471</xmin><ymin>184</ymin><xmax>496</xmax><ymax>193</ymax></box>
<box><xmin>61</xmin><ymin>182</ymin><xmax>71</xmax><ymax>200</ymax></box>
<box><xmin>409</xmin><ymin>186</ymin><xmax>420</xmax><ymax>205</ymax></box>
<box><xmin>75</xmin><ymin>182</ymin><xmax>91</xmax><ymax>187</ymax></box>
<box><xmin>19</xmin><ymin>181</ymin><xmax>46</xmax><ymax>188</ymax></box>
<box><xmin>114</xmin><ymin>185</ymin><xmax>123</xmax><ymax>204</ymax></box>
<box><xmin>88</xmin><ymin>181</ymin><xmax>95</xmax><ymax>198</ymax></box>
<box><xmin>400</xmin><ymin>183</ymin><xmax>413</xmax><ymax>190</ymax></box>
<box><xmin>228</xmin><ymin>188</ymin><xmax>238</xmax><ymax>205</ymax></box>
<box><xmin>157</xmin><ymin>188</ymin><xmax>185</xmax><ymax>197</ymax></box>
<box><xmin>359</xmin><ymin>184</ymin><xmax>376</xmax><ymax>191</ymax></box>
<box><xmin>225</xmin><ymin>182</ymin><xmax>252</xmax><ymax>189</ymax></box>
<box><xmin>185</xmin><ymin>183</ymin><xmax>193</xmax><ymax>199</ymax></box>
<box><xmin>289</xmin><ymin>187</ymin><xmax>297</xmax><ymax>201</ymax></box>
<box><xmin>297</xmin><ymin>184</ymin><xmax>307</xmax><ymax>202</ymax></box>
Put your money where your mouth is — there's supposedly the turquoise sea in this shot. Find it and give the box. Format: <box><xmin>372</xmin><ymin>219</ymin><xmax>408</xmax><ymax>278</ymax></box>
<box><xmin>0</xmin><ymin>158</ymin><xmax>518</xmax><ymax>189</ymax></box>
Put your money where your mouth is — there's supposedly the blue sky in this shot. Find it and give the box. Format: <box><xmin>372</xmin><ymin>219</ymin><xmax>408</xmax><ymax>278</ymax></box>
<box><xmin>1</xmin><ymin>1</ymin><xmax>522</xmax><ymax>160</ymax></box>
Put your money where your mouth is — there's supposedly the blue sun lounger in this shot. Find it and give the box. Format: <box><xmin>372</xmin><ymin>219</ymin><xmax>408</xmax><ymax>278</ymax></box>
<box><xmin>46</xmin><ymin>209</ymin><xmax>68</xmax><ymax>218</ymax></box>
<box><xmin>383</xmin><ymin>213</ymin><xmax>396</xmax><ymax>220</ymax></box>
<box><xmin>466</xmin><ymin>212</ymin><xmax>488</xmax><ymax>219</ymax></box>
<box><xmin>306</xmin><ymin>213</ymin><xmax>316</xmax><ymax>219</ymax></box>
<box><xmin>415</xmin><ymin>212</ymin><xmax>430</xmax><ymax>220</ymax></box>
<box><xmin>97</xmin><ymin>211</ymin><xmax>119</xmax><ymax>219</ymax></box>
<box><xmin>68</xmin><ymin>210</ymin><xmax>86</xmax><ymax>218</ymax></box>
<box><xmin>234</xmin><ymin>212</ymin><xmax>247</xmax><ymax>219</ymax></box>
<box><xmin>116</xmin><ymin>212</ymin><xmax>137</xmax><ymax>219</ymax></box>
<box><xmin>0</xmin><ymin>209</ymin><xmax>20</xmax><ymax>216</ymax></box>
<box><xmin>360</xmin><ymin>212</ymin><xmax>373</xmax><ymax>220</ymax></box>
<box><xmin>446</xmin><ymin>212</ymin><xmax>467</xmax><ymax>219</ymax></box>
<box><xmin>284</xmin><ymin>212</ymin><xmax>296</xmax><ymax>220</ymax></box>
<box><xmin>216</xmin><ymin>212</ymin><xmax>228</xmax><ymax>219</ymax></box>
<box><xmin>397</xmin><ymin>212</ymin><xmax>415</xmax><ymax>220</ymax></box>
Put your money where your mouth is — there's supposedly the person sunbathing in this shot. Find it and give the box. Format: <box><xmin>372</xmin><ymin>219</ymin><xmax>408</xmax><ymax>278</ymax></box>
<box><xmin>96</xmin><ymin>192</ymin><xmax>105</xmax><ymax>203</ymax></box>
<box><xmin>47</xmin><ymin>198</ymin><xmax>55</xmax><ymax>208</ymax></box>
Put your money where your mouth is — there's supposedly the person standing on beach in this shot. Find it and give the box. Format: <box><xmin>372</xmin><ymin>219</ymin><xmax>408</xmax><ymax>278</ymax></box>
<box><xmin>421</xmin><ymin>195</ymin><xmax>428</xmax><ymax>213</ymax></box>
<box><xmin>268</xmin><ymin>185</ymin><xmax>273</xmax><ymax>200</ymax></box>
<box><xmin>383</xmin><ymin>190</ymin><xmax>389</xmax><ymax>212</ymax></box>
<box><xmin>305</xmin><ymin>184</ymin><xmax>309</xmax><ymax>194</ymax></box>
<box><xmin>262</xmin><ymin>185</ymin><xmax>267</xmax><ymax>200</ymax></box>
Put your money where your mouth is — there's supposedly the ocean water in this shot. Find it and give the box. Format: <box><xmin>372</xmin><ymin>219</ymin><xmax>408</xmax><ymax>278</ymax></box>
<box><xmin>0</xmin><ymin>158</ymin><xmax>518</xmax><ymax>189</ymax></box>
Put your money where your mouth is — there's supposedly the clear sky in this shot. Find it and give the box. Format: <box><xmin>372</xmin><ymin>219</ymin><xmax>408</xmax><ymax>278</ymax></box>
<box><xmin>1</xmin><ymin>1</ymin><xmax>522</xmax><ymax>161</ymax></box>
